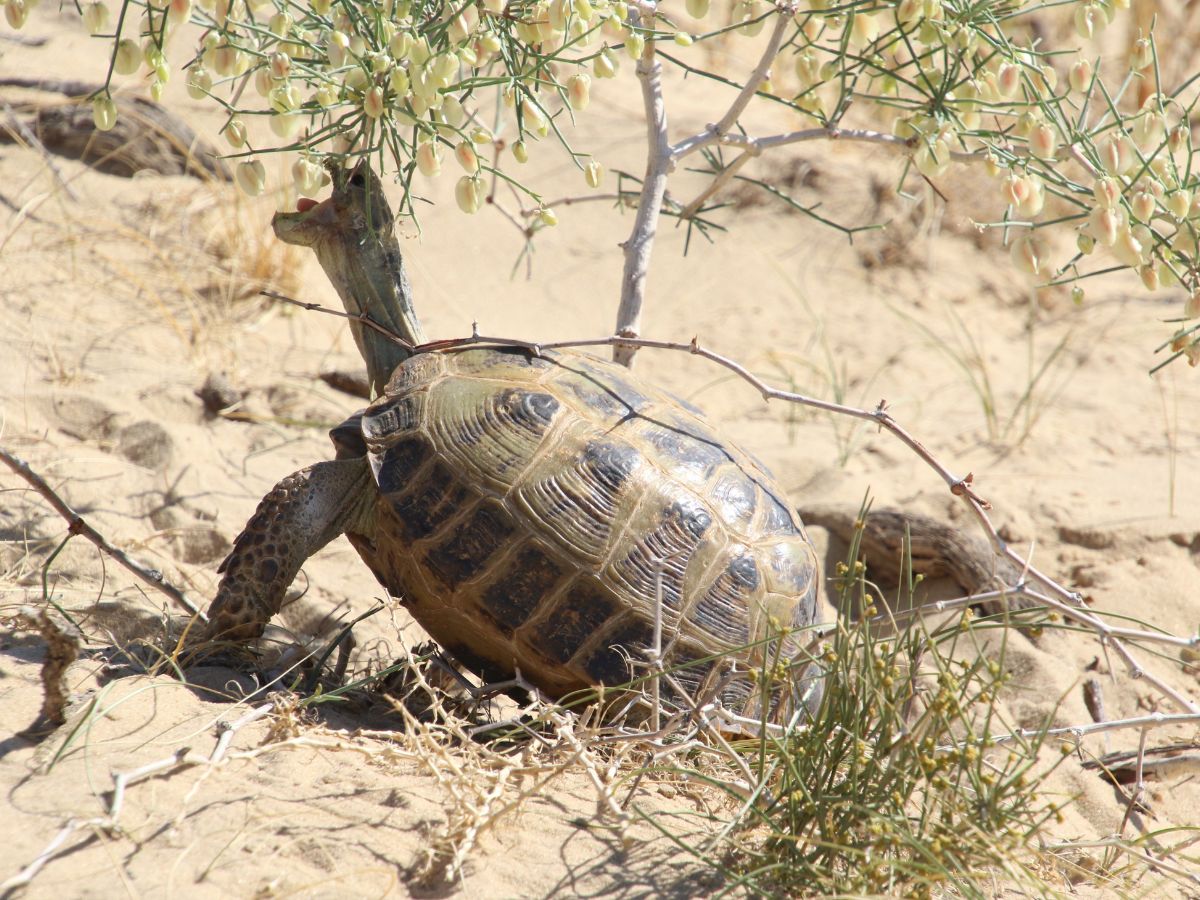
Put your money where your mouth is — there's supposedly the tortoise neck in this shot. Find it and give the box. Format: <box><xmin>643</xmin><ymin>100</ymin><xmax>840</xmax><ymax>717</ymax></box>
<box><xmin>310</xmin><ymin>232</ymin><xmax>426</xmax><ymax>396</ymax></box>
<box><xmin>273</xmin><ymin>163</ymin><xmax>428</xmax><ymax>397</ymax></box>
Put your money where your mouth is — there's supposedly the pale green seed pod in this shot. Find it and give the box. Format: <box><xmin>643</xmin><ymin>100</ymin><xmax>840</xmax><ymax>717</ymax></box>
<box><xmin>442</xmin><ymin>96</ymin><xmax>466</xmax><ymax>128</ymax></box>
<box><xmin>92</xmin><ymin>95</ymin><xmax>117</xmax><ymax>132</ymax></box>
<box><xmin>363</xmin><ymin>85</ymin><xmax>385</xmax><ymax>118</ymax></box>
<box><xmin>224</xmin><ymin>117</ymin><xmax>247</xmax><ymax>148</ymax></box>
<box><xmin>149</xmin><ymin>79</ymin><xmax>165</xmax><ymax>102</ymax></box>
<box><xmin>293</xmin><ymin>157</ymin><xmax>324</xmax><ymax>197</ymax></box>
<box><xmin>539</xmin><ymin>207</ymin><xmax>558</xmax><ymax>226</ymax></box>
<box><xmin>416</xmin><ymin>141</ymin><xmax>442</xmax><ymax>177</ymax></box>
<box><xmin>389</xmin><ymin>68</ymin><xmax>410</xmax><ymax>95</ymax></box>
<box><xmin>271</xmin><ymin>51</ymin><xmax>291</xmax><ymax>79</ymax></box>
<box><xmin>1030</xmin><ymin>124</ymin><xmax>1057</xmax><ymax>160</ymax></box>
<box><xmin>1130</xmin><ymin>36</ymin><xmax>1152</xmax><ymax>71</ymax></box>
<box><xmin>1076</xmin><ymin>231</ymin><xmax>1095</xmax><ymax>255</ymax></box>
<box><xmin>455</xmin><ymin>140</ymin><xmax>479</xmax><ymax>172</ymax></box>
<box><xmin>270</xmin><ymin>113</ymin><xmax>302</xmax><ymax>138</ymax></box>
<box><xmin>567</xmin><ymin>73</ymin><xmax>590</xmax><ymax>111</ymax></box>
<box><xmin>187</xmin><ymin>66</ymin><xmax>213</xmax><ymax>99</ymax></box>
<box><xmin>674</xmin><ymin>32</ymin><xmax>693</xmax><ymax>46</ymax></box>
<box><xmin>1139</xmin><ymin>263</ymin><xmax>1160</xmax><ymax>291</ymax></box>
<box><xmin>594</xmin><ymin>46</ymin><xmax>618</xmax><ymax>78</ymax></box>
<box><xmin>114</xmin><ymin>39</ymin><xmax>141</xmax><ymax>75</ymax></box>
<box><xmin>1071</xmin><ymin>285</ymin><xmax>1085</xmax><ymax>304</ymax></box>
<box><xmin>512</xmin><ymin>140</ymin><xmax>529</xmax><ymax>163</ymax></box>
<box><xmin>584</xmin><ymin>159</ymin><xmax>604</xmax><ymax>188</ymax></box>
<box><xmin>83</xmin><ymin>2</ymin><xmax>110</xmax><ymax>35</ymax></box>
<box><xmin>236</xmin><ymin>160</ymin><xmax>267</xmax><ymax>196</ymax></box>
<box><xmin>455</xmin><ymin>175</ymin><xmax>484</xmax><ymax>214</ymax></box>
<box><xmin>5</xmin><ymin>0</ymin><xmax>28</xmax><ymax>30</ymax></box>
<box><xmin>470</xmin><ymin>126</ymin><xmax>493</xmax><ymax>144</ymax></box>
<box><xmin>1010</xmin><ymin>235</ymin><xmax>1043</xmax><ymax>275</ymax></box>
<box><xmin>1131</xmin><ymin>190</ymin><xmax>1155</xmax><ymax>223</ymax></box>
<box><xmin>1166</xmin><ymin>190</ymin><xmax>1191</xmax><ymax>220</ymax></box>
<box><xmin>269</xmin><ymin>11</ymin><xmax>293</xmax><ymax>36</ymax></box>
<box><xmin>625</xmin><ymin>32</ymin><xmax>644</xmax><ymax>60</ymax></box>
<box><xmin>1068</xmin><ymin>58</ymin><xmax>1091</xmax><ymax>94</ymax></box>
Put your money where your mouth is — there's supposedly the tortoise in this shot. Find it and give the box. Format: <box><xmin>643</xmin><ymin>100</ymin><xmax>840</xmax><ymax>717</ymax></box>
<box><xmin>205</xmin><ymin>164</ymin><xmax>823</xmax><ymax>723</ymax></box>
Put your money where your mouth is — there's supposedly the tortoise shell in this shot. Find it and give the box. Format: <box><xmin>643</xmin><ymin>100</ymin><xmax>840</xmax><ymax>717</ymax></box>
<box><xmin>337</xmin><ymin>346</ymin><xmax>821</xmax><ymax>716</ymax></box>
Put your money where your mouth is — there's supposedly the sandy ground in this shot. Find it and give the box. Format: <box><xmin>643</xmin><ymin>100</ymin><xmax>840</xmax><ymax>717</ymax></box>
<box><xmin>2</xmin><ymin>6</ymin><xmax>1200</xmax><ymax>898</ymax></box>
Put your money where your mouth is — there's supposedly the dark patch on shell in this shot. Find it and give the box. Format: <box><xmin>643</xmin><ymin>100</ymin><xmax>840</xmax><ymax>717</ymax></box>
<box><xmin>581</xmin><ymin>615</ymin><xmax>655</xmax><ymax>685</ymax></box>
<box><xmin>479</xmin><ymin>543</ymin><xmax>566</xmax><ymax>634</ymax></box>
<box><xmin>375</xmin><ymin>436</ymin><xmax>432</xmax><ymax>495</ymax></box>
<box><xmin>388</xmin><ymin>461</ymin><xmax>467</xmax><ymax>541</ymax></box>
<box><xmin>536</xmin><ymin>579</ymin><xmax>622</xmax><ymax>665</ymax></box>
<box><xmin>425</xmin><ymin>500</ymin><xmax>516</xmax><ymax>590</ymax></box>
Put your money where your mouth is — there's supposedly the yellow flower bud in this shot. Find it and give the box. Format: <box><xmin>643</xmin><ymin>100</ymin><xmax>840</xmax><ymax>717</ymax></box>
<box><xmin>539</xmin><ymin>207</ymin><xmax>558</xmax><ymax>226</ymax></box>
<box><xmin>584</xmin><ymin>159</ymin><xmax>604</xmax><ymax>188</ymax></box>
<box><xmin>567</xmin><ymin>73</ymin><xmax>591</xmax><ymax>111</ymax></box>
<box><xmin>83</xmin><ymin>2</ymin><xmax>110</xmax><ymax>34</ymax></box>
<box><xmin>512</xmin><ymin>140</ymin><xmax>528</xmax><ymax>163</ymax></box>
<box><xmin>92</xmin><ymin>95</ymin><xmax>117</xmax><ymax>132</ymax></box>
<box><xmin>625</xmin><ymin>32</ymin><xmax>645</xmax><ymax>60</ymax></box>
<box><xmin>236</xmin><ymin>160</ymin><xmax>267</xmax><ymax>197</ymax></box>
<box><xmin>455</xmin><ymin>175</ymin><xmax>484</xmax><ymax>214</ymax></box>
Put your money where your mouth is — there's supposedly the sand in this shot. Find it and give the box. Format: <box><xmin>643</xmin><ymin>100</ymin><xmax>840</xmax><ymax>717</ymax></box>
<box><xmin>2</xmin><ymin>7</ymin><xmax>1199</xmax><ymax>898</ymax></box>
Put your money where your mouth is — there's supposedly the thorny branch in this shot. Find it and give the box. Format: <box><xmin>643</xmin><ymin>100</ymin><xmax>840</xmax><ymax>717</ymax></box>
<box><xmin>0</xmin><ymin>447</ymin><xmax>205</xmax><ymax>620</ymax></box>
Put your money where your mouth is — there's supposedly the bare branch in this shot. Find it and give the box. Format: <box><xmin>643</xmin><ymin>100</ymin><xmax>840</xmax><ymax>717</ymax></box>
<box><xmin>669</xmin><ymin>11</ymin><xmax>791</xmax><ymax>165</ymax></box>
<box><xmin>0</xmin><ymin>447</ymin><xmax>205</xmax><ymax>621</ymax></box>
<box><xmin>614</xmin><ymin>22</ymin><xmax>670</xmax><ymax>368</ymax></box>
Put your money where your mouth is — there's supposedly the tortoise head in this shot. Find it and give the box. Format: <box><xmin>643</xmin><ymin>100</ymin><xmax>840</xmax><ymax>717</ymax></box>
<box><xmin>271</xmin><ymin>161</ymin><xmax>427</xmax><ymax>397</ymax></box>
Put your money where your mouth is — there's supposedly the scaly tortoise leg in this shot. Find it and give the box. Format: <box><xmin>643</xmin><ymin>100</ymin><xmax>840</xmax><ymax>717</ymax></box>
<box><xmin>205</xmin><ymin>457</ymin><xmax>377</xmax><ymax>642</ymax></box>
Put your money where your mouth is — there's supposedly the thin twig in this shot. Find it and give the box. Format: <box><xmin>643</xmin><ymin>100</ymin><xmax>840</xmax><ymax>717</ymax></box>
<box><xmin>0</xmin><ymin>447</ymin><xmax>205</xmax><ymax>620</ymax></box>
<box><xmin>1</xmin><ymin>701</ymin><xmax>275</xmax><ymax>893</ymax></box>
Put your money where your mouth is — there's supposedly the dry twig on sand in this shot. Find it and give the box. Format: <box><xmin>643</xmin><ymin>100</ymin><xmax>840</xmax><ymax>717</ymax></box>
<box><xmin>0</xmin><ymin>447</ymin><xmax>205</xmax><ymax>620</ymax></box>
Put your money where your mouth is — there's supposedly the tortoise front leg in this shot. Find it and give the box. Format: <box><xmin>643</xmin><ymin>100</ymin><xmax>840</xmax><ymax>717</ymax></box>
<box><xmin>205</xmin><ymin>457</ymin><xmax>376</xmax><ymax>642</ymax></box>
